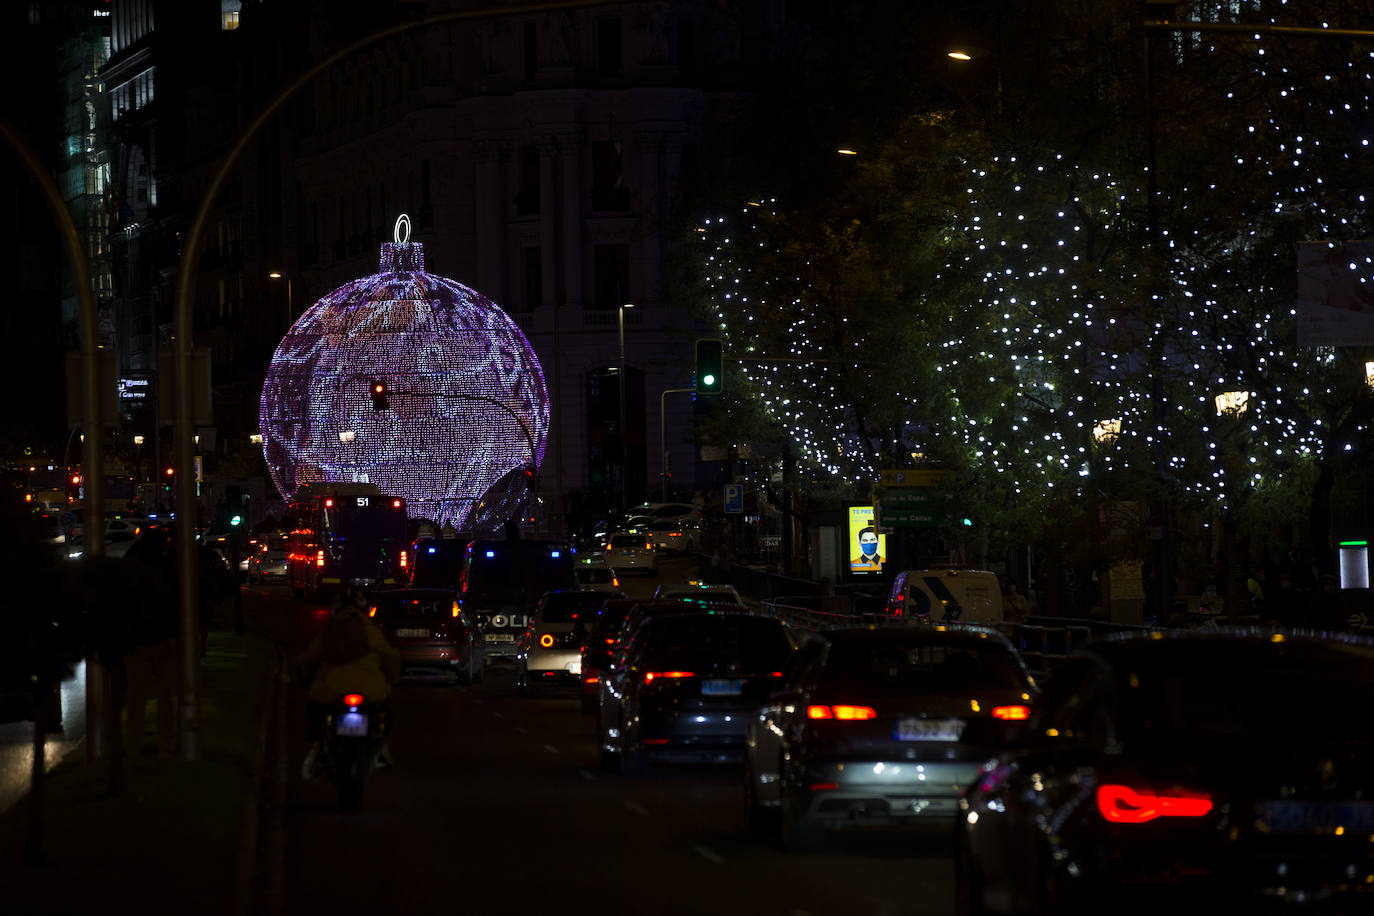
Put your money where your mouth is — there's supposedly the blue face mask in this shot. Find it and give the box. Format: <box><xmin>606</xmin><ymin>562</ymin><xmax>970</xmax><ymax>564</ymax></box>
<box><xmin>860</xmin><ymin>541</ymin><xmax>878</xmax><ymax>557</ymax></box>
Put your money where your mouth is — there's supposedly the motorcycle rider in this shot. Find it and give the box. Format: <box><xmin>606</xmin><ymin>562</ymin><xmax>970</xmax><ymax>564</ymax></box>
<box><xmin>297</xmin><ymin>586</ymin><xmax>401</xmax><ymax>779</ymax></box>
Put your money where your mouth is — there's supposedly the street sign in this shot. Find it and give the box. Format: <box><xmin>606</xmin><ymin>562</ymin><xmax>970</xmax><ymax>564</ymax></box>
<box><xmin>882</xmin><ymin>489</ymin><xmax>941</xmax><ymax>508</ymax></box>
<box><xmin>884</xmin><ymin>508</ymin><xmax>946</xmax><ymax>527</ymax></box>
<box><xmin>723</xmin><ymin>483</ymin><xmax>743</xmax><ymax>514</ymax></box>
<box><xmin>881</xmin><ymin>469</ymin><xmax>954</xmax><ymax>488</ymax></box>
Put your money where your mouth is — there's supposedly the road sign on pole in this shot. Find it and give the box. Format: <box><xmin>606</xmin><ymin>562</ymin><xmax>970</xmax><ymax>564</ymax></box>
<box><xmin>723</xmin><ymin>483</ymin><xmax>743</xmax><ymax>514</ymax></box>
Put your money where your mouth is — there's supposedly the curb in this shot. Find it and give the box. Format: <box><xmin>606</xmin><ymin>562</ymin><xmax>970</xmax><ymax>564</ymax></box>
<box><xmin>233</xmin><ymin>643</ymin><xmax>286</xmax><ymax>916</ymax></box>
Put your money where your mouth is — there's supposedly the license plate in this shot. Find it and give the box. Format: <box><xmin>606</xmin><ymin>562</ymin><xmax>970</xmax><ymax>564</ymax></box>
<box><xmin>567</xmin><ymin>660</ymin><xmax>582</xmax><ymax>674</ymax></box>
<box><xmin>701</xmin><ymin>678</ymin><xmax>743</xmax><ymax>696</ymax></box>
<box><xmin>895</xmin><ymin>718</ymin><xmax>964</xmax><ymax>741</ymax></box>
<box><xmin>1256</xmin><ymin>800</ymin><xmax>1374</xmax><ymax>834</ymax></box>
<box><xmin>486</xmin><ymin>634</ymin><xmax>515</xmax><ymax>643</ymax></box>
<box><xmin>395</xmin><ymin>628</ymin><xmax>429</xmax><ymax>638</ymax></box>
<box><xmin>336</xmin><ymin>711</ymin><xmax>369</xmax><ymax>736</ymax></box>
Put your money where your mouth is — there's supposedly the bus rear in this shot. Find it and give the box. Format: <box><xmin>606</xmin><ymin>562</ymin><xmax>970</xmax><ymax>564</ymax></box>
<box><xmin>290</xmin><ymin>489</ymin><xmax>410</xmax><ymax>596</ymax></box>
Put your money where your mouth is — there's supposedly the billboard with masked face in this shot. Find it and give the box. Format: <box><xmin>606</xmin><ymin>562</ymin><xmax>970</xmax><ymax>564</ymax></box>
<box><xmin>847</xmin><ymin>505</ymin><xmax>886</xmax><ymax>574</ymax></box>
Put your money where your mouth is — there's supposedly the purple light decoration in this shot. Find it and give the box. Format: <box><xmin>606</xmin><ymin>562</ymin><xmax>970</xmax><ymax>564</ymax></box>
<box><xmin>259</xmin><ymin>225</ymin><xmax>549</xmax><ymax>532</ymax></box>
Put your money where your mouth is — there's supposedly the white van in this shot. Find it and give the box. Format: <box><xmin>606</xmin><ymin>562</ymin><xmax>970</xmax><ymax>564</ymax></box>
<box><xmin>884</xmin><ymin>569</ymin><xmax>1003</xmax><ymax>625</ymax></box>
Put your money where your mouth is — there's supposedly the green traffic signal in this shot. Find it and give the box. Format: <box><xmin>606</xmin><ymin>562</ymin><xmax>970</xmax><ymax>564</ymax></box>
<box><xmin>229</xmin><ymin>513</ymin><xmax>244</xmax><ymax>527</ymax></box>
<box><xmin>695</xmin><ymin>338</ymin><xmax>723</xmax><ymax>395</ymax></box>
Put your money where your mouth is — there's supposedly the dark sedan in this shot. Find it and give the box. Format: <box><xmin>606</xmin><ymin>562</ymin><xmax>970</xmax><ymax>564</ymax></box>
<box><xmin>746</xmin><ymin>625</ymin><xmax>1037</xmax><ymax>851</ymax></box>
<box><xmin>598</xmin><ymin>608</ymin><xmax>798</xmax><ymax>776</ymax></box>
<box><xmin>955</xmin><ymin>629</ymin><xmax>1374</xmax><ymax>914</ymax></box>
<box><xmin>579</xmin><ymin>597</ymin><xmax>639</xmax><ymax>713</ymax></box>
<box><xmin>368</xmin><ymin>588</ymin><xmax>484</xmax><ymax>685</ymax></box>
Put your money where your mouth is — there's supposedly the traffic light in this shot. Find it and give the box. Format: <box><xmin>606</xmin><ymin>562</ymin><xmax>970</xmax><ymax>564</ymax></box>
<box><xmin>226</xmin><ymin>485</ymin><xmax>245</xmax><ymax>528</ymax></box>
<box><xmin>522</xmin><ymin>464</ymin><xmax>536</xmax><ymax>492</ymax></box>
<box><xmin>370</xmin><ymin>379</ymin><xmax>389</xmax><ymax>411</ymax></box>
<box><xmin>695</xmin><ymin>338</ymin><xmax>723</xmax><ymax>395</ymax></box>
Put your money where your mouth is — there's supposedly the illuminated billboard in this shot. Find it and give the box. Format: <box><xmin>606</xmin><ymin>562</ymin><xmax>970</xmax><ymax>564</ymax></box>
<box><xmin>259</xmin><ymin>222</ymin><xmax>549</xmax><ymax>533</ymax></box>
<box><xmin>847</xmin><ymin>504</ymin><xmax>887</xmax><ymax>574</ymax></box>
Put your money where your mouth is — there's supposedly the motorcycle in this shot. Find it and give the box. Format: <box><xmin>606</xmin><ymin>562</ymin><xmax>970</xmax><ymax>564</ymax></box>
<box><xmin>319</xmin><ymin>692</ymin><xmax>389</xmax><ymax>811</ymax></box>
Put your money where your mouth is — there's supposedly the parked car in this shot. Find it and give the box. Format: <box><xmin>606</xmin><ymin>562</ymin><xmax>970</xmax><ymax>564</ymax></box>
<box><xmin>954</xmin><ymin>628</ymin><xmax>1374</xmax><ymax>914</ymax></box>
<box><xmin>597</xmin><ymin>607</ymin><xmax>798</xmax><ymax>775</ymax></box>
<box><xmin>246</xmin><ymin>534</ymin><xmax>289</xmax><ymax>583</ymax></box>
<box><xmin>746</xmin><ymin>625</ymin><xmax>1037</xmax><ymax>851</ymax></box>
<box><xmin>516</xmin><ymin>589</ymin><xmax>624</xmax><ymax>695</ymax></box>
<box><xmin>368</xmin><ymin>587</ymin><xmax>484</xmax><ymax>684</ymax></box>
<box><xmin>603</xmin><ymin>532</ymin><xmax>657</xmax><ymax>576</ymax></box>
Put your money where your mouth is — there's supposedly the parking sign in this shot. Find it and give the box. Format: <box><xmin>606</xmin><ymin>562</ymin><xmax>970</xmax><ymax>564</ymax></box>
<box><xmin>723</xmin><ymin>484</ymin><xmax>743</xmax><ymax>514</ymax></box>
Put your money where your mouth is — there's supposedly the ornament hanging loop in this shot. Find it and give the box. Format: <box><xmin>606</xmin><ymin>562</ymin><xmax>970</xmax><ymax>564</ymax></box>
<box><xmin>394</xmin><ymin>213</ymin><xmax>411</xmax><ymax>244</ymax></box>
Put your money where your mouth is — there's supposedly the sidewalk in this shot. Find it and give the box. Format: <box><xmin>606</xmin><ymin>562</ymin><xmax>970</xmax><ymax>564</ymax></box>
<box><xmin>0</xmin><ymin>625</ymin><xmax>279</xmax><ymax>916</ymax></box>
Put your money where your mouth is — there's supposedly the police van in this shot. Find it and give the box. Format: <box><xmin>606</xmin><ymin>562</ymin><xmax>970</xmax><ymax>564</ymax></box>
<box><xmin>884</xmin><ymin>568</ymin><xmax>1003</xmax><ymax>625</ymax></box>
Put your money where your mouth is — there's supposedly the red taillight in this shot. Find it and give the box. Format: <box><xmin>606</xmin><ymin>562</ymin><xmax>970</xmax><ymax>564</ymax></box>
<box><xmin>451</xmin><ymin>602</ymin><xmax>460</xmax><ymax>618</ymax></box>
<box><xmin>399</xmin><ymin>550</ymin><xmax>407</xmax><ymax>569</ymax></box>
<box><xmin>1096</xmin><ymin>785</ymin><xmax>1213</xmax><ymax>823</ymax></box>
<box><xmin>368</xmin><ymin>606</ymin><xmax>377</xmax><ymax>618</ymax></box>
<box><xmin>809</xmin><ymin>782</ymin><xmax>839</xmax><ymax>792</ymax></box>
<box><xmin>642</xmin><ymin>738</ymin><xmax>670</xmax><ymax>745</ymax></box>
<box><xmin>584</xmin><ymin>676</ymin><xmax>599</xmax><ymax>684</ymax></box>
<box><xmin>807</xmin><ymin>704</ymin><xmax>876</xmax><ymax>720</ymax></box>
<box><xmin>644</xmin><ymin>671</ymin><xmax>694</xmax><ymax>685</ymax></box>
<box><xmin>991</xmin><ymin>705</ymin><xmax>1030</xmax><ymax>720</ymax></box>
<box><xmin>316</xmin><ymin>550</ymin><xmax>325</xmax><ymax>567</ymax></box>
<box><xmin>539</xmin><ymin>633</ymin><xmax>555</xmax><ymax>648</ymax></box>
<box><xmin>342</xmin><ymin>694</ymin><xmax>364</xmax><ymax>708</ymax></box>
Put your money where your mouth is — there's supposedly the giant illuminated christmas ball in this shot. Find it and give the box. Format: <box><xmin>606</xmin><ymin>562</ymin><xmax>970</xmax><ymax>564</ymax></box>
<box><xmin>259</xmin><ymin>219</ymin><xmax>549</xmax><ymax>532</ymax></box>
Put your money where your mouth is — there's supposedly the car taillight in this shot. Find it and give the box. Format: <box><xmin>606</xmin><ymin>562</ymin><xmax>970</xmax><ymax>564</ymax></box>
<box><xmin>399</xmin><ymin>550</ymin><xmax>407</xmax><ymax>569</ymax></box>
<box><xmin>644</xmin><ymin>671</ymin><xmax>694</xmax><ymax>685</ymax></box>
<box><xmin>540</xmin><ymin>633</ymin><xmax>555</xmax><ymax>648</ymax></box>
<box><xmin>584</xmin><ymin>676</ymin><xmax>599</xmax><ymax>684</ymax></box>
<box><xmin>316</xmin><ymin>549</ymin><xmax>325</xmax><ymax>567</ymax></box>
<box><xmin>991</xmin><ymin>705</ymin><xmax>1030</xmax><ymax>720</ymax></box>
<box><xmin>451</xmin><ymin>602</ymin><xmax>460</xmax><ymax>618</ymax></box>
<box><xmin>1096</xmin><ymin>785</ymin><xmax>1213</xmax><ymax>823</ymax></box>
<box><xmin>368</xmin><ymin>606</ymin><xmax>377</xmax><ymax>618</ymax></box>
<box><xmin>810</xmin><ymin>782</ymin><xmax>839</xmax><ymax>792</ymax></box>
<box><xmin>806</xmin><ymin>705</ymin><xmax>877</xmax><ymax>720</ymax></box>
<box><xmin>342</xmin><ymin>694</ymin><xmax>364</xmax><ymax>708</ymax></box>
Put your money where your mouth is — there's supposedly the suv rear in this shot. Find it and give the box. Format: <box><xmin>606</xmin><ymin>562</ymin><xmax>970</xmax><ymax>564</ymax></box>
<box><xmin>517</xmin><ymin>589</ymin><xmax>624</xmax><ymax>694</ymax></box>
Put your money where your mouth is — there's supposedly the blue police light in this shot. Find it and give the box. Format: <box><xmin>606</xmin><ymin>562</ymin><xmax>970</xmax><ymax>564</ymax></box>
<box><xmin>485</xmin><ymin>550</ymin><xmax>495</xmax><ymax>558</ymax></box>
<box><xmin>427</xmin><ymin>545</ymin><xmax>437</xmax><ymax>554</ymax></box>
<box><xmin>550</xmin><ymin>550</ymin><xmax>560</xmax><ymax>558</ymax></box>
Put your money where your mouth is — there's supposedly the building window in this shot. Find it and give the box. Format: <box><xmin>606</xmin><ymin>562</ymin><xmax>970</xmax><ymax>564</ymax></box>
<box><xmin>597</xmin><ymin>17</ymin><xmax>622</xmax><ymax>77</ymax></box>
<box><xmin>592</xmin><ymin>141</ymin><xmax>630</xmax><ymax>211</ymax></box>
<box><xmin>523</xmin><ymin>21</ymin><xmax>537</xmax><ymax>82</ymax></box>
<box><xmin>522</xmin><ymin>247</ymin><xmax>543</xmax><ymax>310</ymax></box>
<box><xmin>222</xmin><ymin>11</ymin><xmax>239</xmax><ymax>30</ymax></box>
<box><xmin>516</xmin><ymin>145</ymin><xmax>540</xmax><ymax>216</ymax></box>
<box><xmin>678</xmin><ymin>20</ymin><xmax>698</xmax><ymax>79</ymax></box>
<box><xmin>593</xmin><ymin>244</ymin><xmax>629</xmax><ymax>310</ymax></box>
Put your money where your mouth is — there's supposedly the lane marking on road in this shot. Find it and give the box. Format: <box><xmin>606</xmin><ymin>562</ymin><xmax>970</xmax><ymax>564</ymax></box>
<box><xmin>577</xmin><ymin>769</ymin><xmax>597</xmax><ymax>781</ymax></box>
<box><xmin>543</xmin><ymin>744</ymin><xmax>560</xmax><ymax>755</ymax></box>
<box><xmin>625</xmin><ymin>801</ymin><xmax>649</xmax><ymax>816</ymax></box>
<box><xmin>693</xmin><ymin>845</ymin><xmax>725</xmax><ymax>865</ymax></box>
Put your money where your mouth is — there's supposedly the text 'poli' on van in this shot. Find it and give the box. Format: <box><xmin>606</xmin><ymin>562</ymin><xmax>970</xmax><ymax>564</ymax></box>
<box><xmin>885</xmin><ymin>569</ymin><xmax>1003</xmax><ymax>625</ymax></box>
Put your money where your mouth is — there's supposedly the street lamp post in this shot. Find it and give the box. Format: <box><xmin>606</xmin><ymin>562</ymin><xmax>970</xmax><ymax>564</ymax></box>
<box><xmin>619</xmin><ymin>302</ymin><xmax>634</xmax><ymax>512</ymax></box>
<box><xmin>269</xmin><ymin>272</ymin><xmax>293</xmax><ymax>326</ymax></box>
<box><xmin>660</xmin><ymin>387</ymin><xmax>695</xmax><ymax>502</ymax></box>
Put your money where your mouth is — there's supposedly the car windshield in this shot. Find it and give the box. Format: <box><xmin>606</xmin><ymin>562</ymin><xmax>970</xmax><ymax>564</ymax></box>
<box><xmin>540</xmin><ymin>591</ymin><xmax>611</xmax><ymax>623</ymax></box>
<box><xmin>372</xmin><ymin>594</ymin><xmax>455</xmax><ymax>619</ymax></box>
<box><xmin>1115</xmin><ymin>641</ymin><xmax>1374</xmax><ymax>742</ymax></box>
<box><xmin>636</xmin><ymin>615</ymin><xmax>792</xmax><ymax>671</ymax></box>
<box><xmin>820</xmin><ymin>639</ymin><xmax>1027</xmax><ymax>693</ymax></box>
<box><xmin>610</xmin><ymin>534</ymin><xmax>648</xmax><ymax>549</ymax></box>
